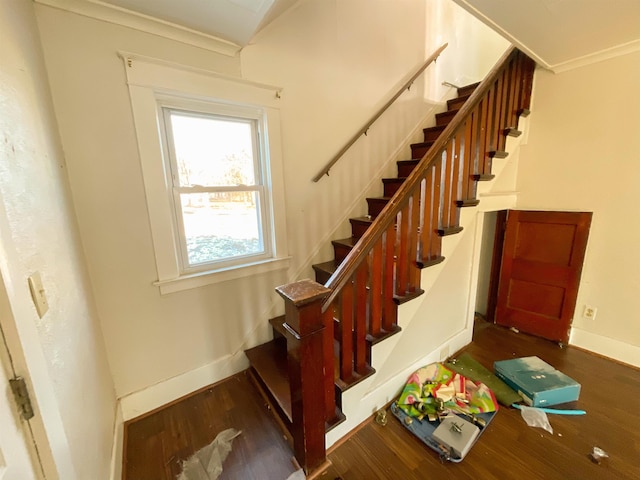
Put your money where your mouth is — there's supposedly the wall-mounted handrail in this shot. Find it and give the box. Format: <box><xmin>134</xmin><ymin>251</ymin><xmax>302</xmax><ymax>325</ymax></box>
<box><xmin>312</xmin><ymin>43</ymin><xmax>448</xmax><ymax>182</ymax></box>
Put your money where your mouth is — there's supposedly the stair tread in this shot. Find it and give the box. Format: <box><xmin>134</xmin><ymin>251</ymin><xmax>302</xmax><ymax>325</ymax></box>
<box><xmin>245</xmin><ymin>340</ymin><xmax>292</xmax><ymax>423</ymax></box>
<box><xmin>367</xmin><ymin>196</ymin><xmax>392</xmax><ymax>202</ymax></box>
<box><xmin>393</xmin><ymin>288</ymin><xmax>425</xmax><ymax>305</ymax></box>
<box><xmin>332</xmin><ymin>236</ymin><xmax>358</xmax><ymax>248</ymax></box>
<box><xmin>438</xmin><ymin>226</ymin><xmax>464</xmax><ymax>236</ymax></box>
<box><xmin>334</xmin><ymin>364</ymin><xmax>376</xmax><ymax>392</ymax></box>
<box><xmin>382</xmin><ymin>177</ymin><xmax>407</xmax><ymax>183</ymax></box>
<box><xmin>312</xmin><ymin>259</ymin><xmax>338</xmax><ymax>275</ymax></box>
<box><xmin>436</xmin><ymin>108</ymin><xmax>459</xmax><ymax>118</ymax></box>
<box><xmin>397</xmin><ymin>159</ymin><xmax>420</xmax><ymax>166</ymax></box>
<box><xmin>410</xmin><ymin>140</ymin><xmax>434</xmax><ymax>148</ymax></box>
<box><xmin>350</xmin><ymin>216</ymin><xmax>374</xmax><ymax>224</ymax></box>
<box><xmin>268</xmin><ymin>315</ymin><xmax>287</xmax><ymax>338</ymax></box>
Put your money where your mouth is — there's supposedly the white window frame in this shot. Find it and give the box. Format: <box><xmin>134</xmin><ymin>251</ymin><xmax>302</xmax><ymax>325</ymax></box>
<box><xmin>121</xmin><ymin>52</ymin><xmax>290</xmax><ymax>294</ymax></box>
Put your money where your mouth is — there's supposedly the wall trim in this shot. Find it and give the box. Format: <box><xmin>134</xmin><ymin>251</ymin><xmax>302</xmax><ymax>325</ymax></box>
<box><xmin>119</xmin><ymin>351</ymin><xmax>249</xmax><ymax>420</ymax></box>
<box><xmin>550</xmin><ymin>39</ymin><xmax>640</xmax><ymax>73</ymax></box>
<box><xmin>451</xmin><ymin>0</ymin><xmax>640</xmax><ymax>74</ymax></box>
<box><xmin>569</xmin><ymin>327</ymin><xmax>640</xmax><ymax>369</ymax></box>
<box><xmin>108</xmin><ymin>402</ymin><xmax>124</xmax><ymax>480</ymax></box>
<box><xmin>35</xmin><ymin>0</ymin><xmax>241</xmax><ymax>57</ymax></box>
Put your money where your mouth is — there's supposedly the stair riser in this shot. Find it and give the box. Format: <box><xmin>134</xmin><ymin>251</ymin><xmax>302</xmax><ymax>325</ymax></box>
<box><xmin>410</xmin><ymin>144</ymin><xmax>431</xmax><ymax>159</ymax></box>
<box><xmin>422</xmin><ymin>126</ymin><xmax>445</xmax><ymax>142</ymax></box>
<box><xmin>397</xmin><ymin>161</ymin><xmax>419</xmax><ymax>178</ymax></box>
<box><xmin>457</xmin><ymin>82</ymin><xmax>479</xmax><ymax>97</ymax></box>
<box><xmin>435</xmin><ymin>110</ymin><xmax>457</xmax><ymax>126</ymax></box>
<box><xmin>333</xmin><ymin>242</ymin><xmax>353</xmax><ymax>263</ymax></box>
<box><xmin>366</xmin><ymin>198</ymin><xmax>389</xmax><ymax>218</ymax></box>
<box><xmin>383</xmin><ymin>179</ymin><xmax>404</xmax><ymax>197</ymax></box>
<box><xmin>447</xmin><ymin>96</ymin><xmax>468</xmax><ymax>110</ymax></box>
<box><xmin>314</xmin><ymin>268</ymin><xmax>332</xmax><ymax>285</ymax></box>
<box><xmin>350</xmin><ymin>220</ymin><xmax>369</xmax><ymax>239</ymax></box>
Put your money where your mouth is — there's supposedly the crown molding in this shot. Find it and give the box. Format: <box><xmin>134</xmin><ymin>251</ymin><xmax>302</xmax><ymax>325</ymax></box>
<box><xmin>451</xmin><ymin>0</ymin><xmax>640</xmax><ymax>74</ymax></box>
<box><xmin>35</xmin><ymin>0</ymin><xmax>242</xmax><ymax>57</ymax></box>
<box><xmin>549</xmin><ymin>39</ymin><xmax>640</xmax><ymax>73</ymax></box>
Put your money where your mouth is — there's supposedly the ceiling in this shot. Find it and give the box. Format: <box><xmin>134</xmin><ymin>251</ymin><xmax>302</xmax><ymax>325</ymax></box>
<box><xmin>93</xmin><ymin>0</ymin><xmax>639</xmax><ymax>71</ymax></box>
<box><xmin>453</xmin><ymin>0</ymin><xmax>640</xmax><ymax>71</ymax></box>
<box><xmin>99</xmin><ymin>0</ymin><xmax>299</xmax><ymax>46</ymax></box>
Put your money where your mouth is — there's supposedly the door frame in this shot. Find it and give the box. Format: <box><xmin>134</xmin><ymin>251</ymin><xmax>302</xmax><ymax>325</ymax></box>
<box><xmin>0</xmin><ymin>311</ymin><xmax>42</xmax><ymax>479</ymax></box>
<box><xmin>485</xmin><ymin>210</ymin><xmax>508</xmax><ymax>323</ymax></box>
<box><xmin>0</xmin><ymin>204</ymin><xmax>76</xmax><ymax>479</ymax></box>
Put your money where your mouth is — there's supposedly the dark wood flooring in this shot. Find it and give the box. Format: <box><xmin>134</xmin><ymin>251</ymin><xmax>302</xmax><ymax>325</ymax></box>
<box><xmin>124</xmin><ymin>320</ymin><xmax>640</xmax><ymax>479</ymax></box>
<box><xmin>123</xmin><ymin>372</ymin><xmax>299</xmax><ymax>480</ymax></box>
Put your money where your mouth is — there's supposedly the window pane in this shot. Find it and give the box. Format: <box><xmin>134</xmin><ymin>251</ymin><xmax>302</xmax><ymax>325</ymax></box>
<box><xmin>180</xmin><ymin>191</ymin><xmax>264</xmax><ymax>266</ymax></box>
<box><xmin>169</xmin><ymin>111</ymin><xmax>256</xmax><ymax>187</ymax></box>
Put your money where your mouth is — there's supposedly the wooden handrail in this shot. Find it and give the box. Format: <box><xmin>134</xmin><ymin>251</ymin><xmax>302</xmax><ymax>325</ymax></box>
<box><xmin>312</xmin><ymin>43</ymin><xmax>449</xmax><ymax>182</ymax></box>
<box><xmin>322</xmin><ymin>46</ymin><xmax>520</xmax><ymax>308</ymax></box>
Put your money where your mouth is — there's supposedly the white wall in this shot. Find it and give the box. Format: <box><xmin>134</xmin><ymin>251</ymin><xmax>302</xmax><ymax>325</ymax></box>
<box><xmin>516</xmin><ymin>51</ymin><xmax>640</xmax><ymax>367</ymax></box>
<box><xmin>0</xmin><ymin>1</ymin><xmax>116</xmax><ymax>478</ymax></box>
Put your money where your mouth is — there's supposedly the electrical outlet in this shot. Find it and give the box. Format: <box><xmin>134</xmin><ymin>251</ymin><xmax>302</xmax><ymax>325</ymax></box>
<box><xmin>583</xmin><ymin>305</ymin><xmax>597</xmax><ymax>320</ymax></box>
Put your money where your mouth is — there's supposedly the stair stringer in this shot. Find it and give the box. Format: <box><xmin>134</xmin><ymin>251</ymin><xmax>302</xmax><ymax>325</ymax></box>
<box><xmin>325</xmin><ymin>115</ymin><xmax>529</xmax><ymax>448</ymax></box>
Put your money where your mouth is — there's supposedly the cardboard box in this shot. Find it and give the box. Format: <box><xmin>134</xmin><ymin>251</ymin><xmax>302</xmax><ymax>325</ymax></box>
<box><xmin>494</xmin><ymin>356</ymin><xmax>580</xmax><ymax>407</ymax></box>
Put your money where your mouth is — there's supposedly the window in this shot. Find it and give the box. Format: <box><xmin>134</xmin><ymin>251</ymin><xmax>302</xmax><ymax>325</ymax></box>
<box><xmin>122</xmin><ymin>53</ymin><xmax>289</xmax><ymax>294</ymax></box>
<box><xmin>160</xmin><ymin>104</ymin><xmax>271</xmax><ymax>272</ymax></box>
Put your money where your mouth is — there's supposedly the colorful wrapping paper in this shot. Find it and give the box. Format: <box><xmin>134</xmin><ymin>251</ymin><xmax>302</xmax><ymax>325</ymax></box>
<box><xmin>397</xmin><ymin>363</ymin><xmax>498</xmax><ymax>417</ymax></box>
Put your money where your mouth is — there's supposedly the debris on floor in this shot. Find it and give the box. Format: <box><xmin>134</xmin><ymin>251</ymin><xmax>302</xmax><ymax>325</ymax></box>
<box><xmin>518</xmin><ymin>405</ymin><xmax>553</xmax><ymax>434</ymax></box>
<box><xmin>390</xmin><ymin>362</ymin><xmax>498</xmax><ymax>462</ymax></box>
<box><xmin>446</xmin><ymin>353</ymin><xmax>521</xmax><ymax>406</ymax></box>
<box><xmin>285</xmin><ymin>469</ymin><xmax>306</xmax><ymax>480</ymax></box>
<box><xmin>177</xmin><ymin>428</ymin><xmax>241</xmax><ymax>480</ymax></box>
<box><xmin>589</xmin><ymin>446</ymin><xmax>609</xmax><ymax>464</ymax></box>
<box><xmin>374</xmin><ymin>409</ymin><xmax>388</xmax><ymax>426</ymax></box>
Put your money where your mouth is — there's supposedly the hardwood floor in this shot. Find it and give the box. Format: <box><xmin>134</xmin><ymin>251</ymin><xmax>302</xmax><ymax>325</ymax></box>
<box><xmin>123</xmin><ymin>372</ymin><xmax>299</xmax><ymax>480</ymax></box>
<box><xmin>124</xmin><ymin>321</ymin><xmax>640</xmax><ymax>479</ymax></box>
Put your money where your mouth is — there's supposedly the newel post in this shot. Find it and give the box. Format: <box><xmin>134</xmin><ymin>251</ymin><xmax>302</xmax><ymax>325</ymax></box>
<box><xmin>276</xmin><ymin>279</ymin><xmax>330</xmax><ymax>474</ymax></box>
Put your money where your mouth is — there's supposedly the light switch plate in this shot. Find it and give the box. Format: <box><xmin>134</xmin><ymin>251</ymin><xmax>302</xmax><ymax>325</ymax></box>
<box><xmin>28</xmin><ymin>272</ymin><xmax>49</xmax><ymax>318</ymax></box>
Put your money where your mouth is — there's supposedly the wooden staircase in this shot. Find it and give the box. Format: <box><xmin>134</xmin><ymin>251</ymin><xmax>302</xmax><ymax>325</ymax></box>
<box><xmin>245</xmin><ymin>46</ymin><xmax>536</xmax><ymax>474</ymax></box>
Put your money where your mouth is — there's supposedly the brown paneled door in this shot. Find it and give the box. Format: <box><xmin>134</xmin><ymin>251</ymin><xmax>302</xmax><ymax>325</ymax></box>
<box><xmin>495</xmin><ymin>210</ymin><xmax>592</xmax><ymax>343</ymax></box>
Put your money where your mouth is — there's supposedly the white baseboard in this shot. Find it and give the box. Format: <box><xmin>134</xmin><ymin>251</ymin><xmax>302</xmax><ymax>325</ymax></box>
<box><xmin>119</xmin><ymin>351</ymin><xmax>249</xmax><ymax>420</ymax></box>
<box><xmin>569</xmin><ymin>327</ymin><xmax>640</xmax><ymax>368</ymax></box>
<box><xmin>109</xmin><ymin>402</ymin><xmax>124</xmax><ymax>480</ymax></box>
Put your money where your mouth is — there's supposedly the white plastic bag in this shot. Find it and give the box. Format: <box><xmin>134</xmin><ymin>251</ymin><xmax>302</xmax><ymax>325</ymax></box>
<box><xmin>519</xmin><ymin>405</ymin><xmax>553</xmax><ymax>434</ymax></box>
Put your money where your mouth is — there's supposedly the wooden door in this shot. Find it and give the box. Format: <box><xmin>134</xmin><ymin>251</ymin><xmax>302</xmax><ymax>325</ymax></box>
<box><xmin>495</xmin><ymin>210</ymin><xmax>592</xmax><ymax>342</ymax></box>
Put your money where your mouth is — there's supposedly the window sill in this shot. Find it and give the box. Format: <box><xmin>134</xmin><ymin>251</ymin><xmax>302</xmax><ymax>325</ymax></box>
<box><xmin>153</xmin><ymin>256</ymin><xmax>291</xmax><ymax>295</ymax></box>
